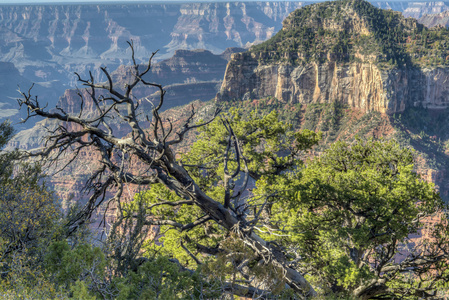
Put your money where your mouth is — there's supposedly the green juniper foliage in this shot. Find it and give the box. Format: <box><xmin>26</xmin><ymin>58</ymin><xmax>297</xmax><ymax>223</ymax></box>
<box><xmin>252</xmin><ymin>0</ymin><xmax>449</xmax><ymax>67</ymax></box>
<box><xmin>2</xmin><ymin>102</ymin><xmax>449</xmax><ymax>299</ymax></box>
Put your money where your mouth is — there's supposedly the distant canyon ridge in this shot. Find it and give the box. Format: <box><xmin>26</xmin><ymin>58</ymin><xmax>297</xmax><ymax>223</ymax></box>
<box><xmin>1</xmin><ymin>1</ymin><xmax>449</xmax><ymax>128</ymax></box>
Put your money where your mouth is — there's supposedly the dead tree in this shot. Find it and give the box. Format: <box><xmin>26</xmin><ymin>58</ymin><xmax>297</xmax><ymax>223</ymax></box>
<box><xmin>17</xmin><ymin>42</ymin><xmax>317</xmax><ymax>298</ymax></box>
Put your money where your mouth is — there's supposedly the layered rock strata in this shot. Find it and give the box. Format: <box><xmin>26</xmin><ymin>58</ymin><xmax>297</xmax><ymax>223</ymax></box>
<box><xmin>9</xmin><ymin>48</ymin><xmax>236</xmax><ymax>150</ymax></box>
<box><xmin>217</xmin><ymin>53</ymin><xmax>449</xmax><ymax>114</ymax></box>
<box><xmin>217</xmin><ymin>0</ymin><xmax>449</xmax><ymax>114</ymax></box>
<box><xmin>419</xmin><ymin>10</ymin><xmax>449</xmax><ymax>28</ymax></box>
<box><xmin>2</xmin><ymin>1</ymin><xmax>449</xmax><ymax>126</ymax></box>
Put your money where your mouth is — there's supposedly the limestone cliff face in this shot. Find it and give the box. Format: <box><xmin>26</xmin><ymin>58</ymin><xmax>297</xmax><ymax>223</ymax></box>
<box><xmin>166</xmin><ymin>2</ymin><xmax>304</xmax><ymax>53</ymax></box>
<box><xmin>402</xmin><ymin>1</ymin><xmax>449</xmax><ymax>19</ymax></box>
<box><xmin>217</xmin><ymin>0</ymin><xmax>449</xmax><ymax>114</ymax></box>
<box><xmin>217</xmin><ymin>52</ymin><xmax>388</xmax><ymax>113</ymax></box>
<box><xmin>218</xmin><ymin>52</ymin><xmax>449</xmax><ymax>114</ymax></box>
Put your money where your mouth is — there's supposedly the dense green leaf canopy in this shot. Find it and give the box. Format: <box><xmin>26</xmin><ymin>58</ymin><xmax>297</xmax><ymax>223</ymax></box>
<box><xmin>259</xmin><ymin>138</ymin><xmax>448</xmax><ymax>298</ymax></box>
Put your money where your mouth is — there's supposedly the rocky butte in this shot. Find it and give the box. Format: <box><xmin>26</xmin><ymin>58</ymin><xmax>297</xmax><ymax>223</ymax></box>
<box><xmin>216</xmin><ymin>0</ymin><xmax>449</xmax><ymax>114</ymax></box>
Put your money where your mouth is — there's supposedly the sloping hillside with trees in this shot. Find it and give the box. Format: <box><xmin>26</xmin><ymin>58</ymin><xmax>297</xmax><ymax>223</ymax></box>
<box><xmin>252</xmin><ymin>0</ymin><xmax>449</xmax><ymax>67</ymax></box>
<box><xmin>2</xmin><ymin>0</ymin><xmax>449</xmax><ymax>298</ymax></box>
<box><xmin>1</xmin><ymin>35</ymin><xmax>446</xmax><ymax>298</ymax></box>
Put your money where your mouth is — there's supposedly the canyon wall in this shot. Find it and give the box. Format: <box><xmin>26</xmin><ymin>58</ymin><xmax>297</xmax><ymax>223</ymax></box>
<box><xmin>419</xmin><ymin>9</ymin><xmax>449</xmax><ymax>27</ymax></box>
<box><xmin>0</xmin><ymin>2</ymin><xmax>305</xmax><ymax>84</ymax></box>
<box><xmin>400</xmin><ymin>1</ymin><xmax>449</xmax><ymax>19</ymax></box>
<box><xmin>0</xmin><ymin>2</ymin><xmax>306</xmax><ymax>126</ymax></box>
<box><xmin>217</xmin><ymin>52</ymin><xmax>449</xmax><ymax>114</ymax></box>
<box><xmin>216</xmin><ymin>0</ymin><xmax>449</xmax><ymax>114</ymax></box>
<box><xmin>1</xmin><ymin>1</ymin><xmax>448</xmax><ymax>127</ymax></box>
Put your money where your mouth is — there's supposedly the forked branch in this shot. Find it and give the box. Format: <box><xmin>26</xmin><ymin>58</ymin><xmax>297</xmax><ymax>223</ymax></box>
<box><xmin>17</xmin><ymin>42</ymin><xmax>316</xmax><ymax>298</ymax></box>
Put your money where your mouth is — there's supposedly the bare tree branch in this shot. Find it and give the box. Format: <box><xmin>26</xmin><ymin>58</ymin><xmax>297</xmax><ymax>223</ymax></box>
<box><xmin>17</xmin><ymin>41</ymin><xmax>316</xmax><ymax>298</ymax></box>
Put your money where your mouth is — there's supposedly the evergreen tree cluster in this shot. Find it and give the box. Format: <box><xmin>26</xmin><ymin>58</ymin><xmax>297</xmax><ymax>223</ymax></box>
<box><xmin>1</xmin><ymin>102</ymin><xmax>449</xmax><ymax>299</ymax></box>
<box><xmin>252</xmin><ymin>0</ymin><xmax>449</xmax><ymax>67</ymax></box>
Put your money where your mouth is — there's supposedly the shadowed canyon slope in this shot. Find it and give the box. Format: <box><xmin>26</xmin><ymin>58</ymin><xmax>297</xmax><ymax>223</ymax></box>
<box><xmin>9</xmin><ymin>48</ymin><xmax>239</xmax><ymax>150</ymax></box>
